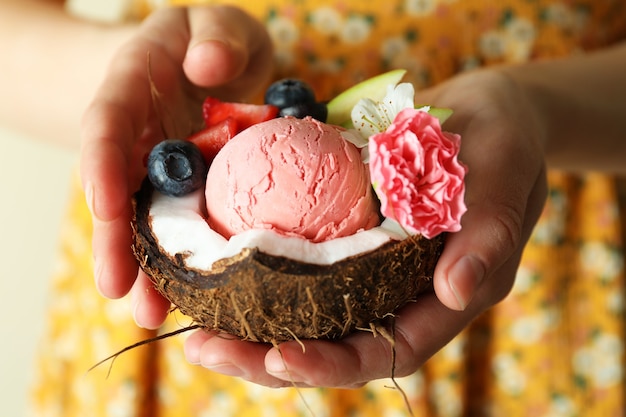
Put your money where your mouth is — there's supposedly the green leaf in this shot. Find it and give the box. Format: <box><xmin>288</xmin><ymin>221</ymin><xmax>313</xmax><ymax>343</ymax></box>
<box><xmin>426</xmin><ymin>107</ymin><xmax>454</xmax><ymax>125</ymax></box>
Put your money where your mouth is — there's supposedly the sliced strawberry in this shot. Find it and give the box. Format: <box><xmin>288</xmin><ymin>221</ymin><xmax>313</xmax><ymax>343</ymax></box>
<box><xmin>202</xmin><ymin>97</ymin><xmax>279</xmax><ymax>132</ymax></box>
<box><xmin>187</xmin><ymin>118</ymin><xmax>238</xmax><ymax>164</ymax></box>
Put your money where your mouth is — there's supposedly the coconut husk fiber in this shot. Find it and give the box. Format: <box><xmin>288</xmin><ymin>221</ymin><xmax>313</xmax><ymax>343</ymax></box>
<box><xmin>132</xmin><ymin>179</ymin><xmax>444</xmax><ymax>343</ymax></box>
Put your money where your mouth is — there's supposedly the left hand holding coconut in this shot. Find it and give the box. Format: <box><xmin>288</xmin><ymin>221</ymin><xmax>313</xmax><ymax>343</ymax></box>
<box><xmin>79</xmin><ymin>5</ymin><xmax>274</xmax><ymax>325</ymax></box>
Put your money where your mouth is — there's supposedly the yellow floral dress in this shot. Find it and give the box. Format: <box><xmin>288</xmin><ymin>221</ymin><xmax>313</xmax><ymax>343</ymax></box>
<box><xmin>30</xmin><ymin>1</ymin><xmax>626</xmax><ymax>416</ymax></box>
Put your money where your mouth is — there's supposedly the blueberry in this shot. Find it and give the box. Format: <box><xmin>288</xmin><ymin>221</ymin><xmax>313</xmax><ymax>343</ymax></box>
<box><xmin>264</xmin><ymin>79</ymin><xmax>316</xmax><ymax>109</ymax></box>
<box><xmin>147</xmin><ymin>139</ymin><xmax>207</xmax><ymax>197</ymax></box>
<box><xmin>279</xmin><ymin>101</ymin><xmax>328</xmax><ymax>122</ymax></box>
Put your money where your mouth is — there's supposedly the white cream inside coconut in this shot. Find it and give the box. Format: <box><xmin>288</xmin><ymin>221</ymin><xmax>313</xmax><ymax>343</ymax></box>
<box><xmin>149</xmin><ymin>188</ymin><xmax>408</xmax><ymax>271</ymax></box>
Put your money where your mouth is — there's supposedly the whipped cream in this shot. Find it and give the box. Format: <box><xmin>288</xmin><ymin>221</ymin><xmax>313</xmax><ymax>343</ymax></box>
<box><xmin>149</xmin><ymin>189</ymin><xmax>407</xmax><ymax>271</ymax></box>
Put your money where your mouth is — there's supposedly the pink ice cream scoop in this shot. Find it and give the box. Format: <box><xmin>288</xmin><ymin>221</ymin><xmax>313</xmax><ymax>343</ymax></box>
<box><xmin>205</xmin><ymin>116</ymin><xmax>380</xmax><ymax>242</ymax></box>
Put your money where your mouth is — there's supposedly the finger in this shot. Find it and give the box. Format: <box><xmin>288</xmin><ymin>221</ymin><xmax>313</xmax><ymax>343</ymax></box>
<box><xmin>433</xmin><ymin>125</ymin><xmax>547</xmax><ymax>310</ymax></box>
<box><xmin>264</xmin><ymin>293</ymin><xmax>473</xmax><ymax>387</ymax></box>
<box><xmin>184</xmin><ymin>328</ymin><xmax>214</xmax><ymax>365</ymax></box>
<box><xmin>82</xmin><ymin>101</ymin><xmax>149</xmax><ymax>297</ymax></box>
<box><xmin>91</xmin><ymin>212</ymin><xmax>137</xmax><ymax>298</ymax></box>
<box><xmin>191</xmin><ymin>333</ymin><xmax>290</xmax><ymax>388</ymax></box>
<box><xmin>80</xmin><ymin>100</ymin><xmax>140</xmax><ymax>223</ymax></box>
<box><xmin>130</xmin><ymin>270</ymin><xmax>171</xmax><ymax>329</ymax></box>
<box><xmin>80</xmin><ymin>121</ymin><xmax>142</xmax><ymax>299</ymax></box>
<box><xmin>79</xmin><ymin>7</ymin><xmax>191</xmax><ymax>296</ymax></box>
<box><xmin>183</xmin><ymin>5</ymin><xmax>274</xmax><ymax>99</ymax></box>
<box><xmin>433</xmin><ymin>200</ymin><xmax>516</xmax><ymax>311</ymax></box>
<box><xmin>79</xmin><ymin>5</ymin><xmax>197</xmax><ymax>230</ymax></box>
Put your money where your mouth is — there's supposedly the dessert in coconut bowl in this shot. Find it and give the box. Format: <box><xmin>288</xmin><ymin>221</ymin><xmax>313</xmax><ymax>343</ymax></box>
<box><xmin>131</xmin><ymin>69</ymin><xmax>467</xmax><ymax>345</ymax></box>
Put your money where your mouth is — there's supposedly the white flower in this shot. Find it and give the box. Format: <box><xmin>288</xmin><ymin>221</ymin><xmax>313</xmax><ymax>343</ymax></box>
<box><xmin>479</xmin><ymin>30</ymin><xmax>506</xmax><ymax>59</ymax></box>
<box><xmin>351</xmin><ymin>82</ymin><xmax>418</xmax><ymax>138</ymax></box>
<box><xmin>573</xmin><ymin>333</ymin><xmax>624</xmax><ymax>388</ymax></box>
<box><xmin>505</xmin><ymin>17</ymin><xmax>536</xmax><ymax>43</ymax></box>
<box><xmin>504</xmin><ymin>17</ymin><xmax>537</xmax><ymax>62</ymax></box>
<box><xmin>340</xmin><ymin>16</ymin><xmax>372</xmax><ymax>44</ymax></box>
<box><xmin>440</xmin><ymin>336</ymin><xmax>465</xmax><ymax>361</ymax></box>
<box><xmin>381</xmin><ymin>37</ymin><xmax>409</xmax><ymax>62</ymax></box>
<box><xmin>580</xmin><ymin>241</ymin><xmax>624</xmax><ymax>283</ymax></box>
<box><xmin>545</xmin><ymin>394</ymin><xmax>577</xmax><ymax>417</ymax></box>
<box><xmin>509</xmin><ymin>313</ymin><xmax>549</xmax><ymax>344</ymax></box>
<box><xmin>340</xmin><ymin>129</ymin><xmax>370</xmax><ymax>162</ymax></box>
<box><xmin>267</xmin><ymin>16</ymin><xmax>299</xmax><ymax>47</ymax></box>
<box><xmin>607</xmin><ymin>289</ymin><xmax>624</xmax><ymax>315</ymax></box>
<box><xmin>479</xmin><ymin>18</ymin><xmax>537</xmax><ymax>63</ymax></box>
<box><xmin>405</xmin><ymin>0</ymin><xmax>437</xmax><ymax>16</ymax></box>
<box><xmin>309</xmin><ymin>6</ymin><xmax>343</xmax><ymax>35</ymax></box>
<box><xmin>492</xmin><ymin>353</ymin><xmax>527</xmax><ymax>395</ymax></box>
<box><xmin>430</xmin><ymin>379</ymin><xmax>463</xmax><ymax>417</ymax></box>
<box><xmin>545</xmin><ymin>3</ymin><xmax>588</xmax><ymax>32</ymax></box>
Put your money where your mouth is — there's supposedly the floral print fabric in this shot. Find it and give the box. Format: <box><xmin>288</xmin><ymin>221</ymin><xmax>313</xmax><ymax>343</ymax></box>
<box><xmin>30</xmin><ymin>1</ymin><xmax>626</xmax><ymax>416</ymax></box>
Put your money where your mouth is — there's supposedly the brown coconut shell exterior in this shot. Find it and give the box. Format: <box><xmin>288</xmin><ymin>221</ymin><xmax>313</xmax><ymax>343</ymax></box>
<box><xmin>132</xmin><ymin>179</ymin><xmax>445</xmax><ymax>343</ymax></box>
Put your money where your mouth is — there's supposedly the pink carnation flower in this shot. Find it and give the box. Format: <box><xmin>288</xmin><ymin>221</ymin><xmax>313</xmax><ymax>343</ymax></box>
<box><xmin>368</xmin><ymin>107</ymin><xmax>467</xmax><ymax>239</ymax></box>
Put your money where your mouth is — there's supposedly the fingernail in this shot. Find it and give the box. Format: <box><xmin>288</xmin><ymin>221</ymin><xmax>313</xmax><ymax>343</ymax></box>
<box><xmin>187</xmin><ymin>357</ymin><xmax>201</xmax><ymax>366</ymax></box>
<box><xmin>204</xmin><ymin>363</ymin><xmax>245</xmax><ymax>378</ymax></box>
<box><xmin>132</xmin><ymin>298</ymin><xmax>144</xmax><ymax>328</ymax></box>
<box><xmin>448</xmin><ymin>255</ymin><xmax>485</xmax><ymax>310</ymax></box>
<box><xmin>190</xmin><ymin>37</ymin><xmax>230</xmax><ymax>50</ymax></box>
<box><xmin>94</xmin><ymin>257</ymin><xmax>106</xmax><ymax>296</ymax></box>
<box><xmin>266</xmin><ymin>352</ymin><xmax>305</xmax><ymax>383</ymax></box>
<box><xmin>84</xmin><ymin>181</ymin><xmax>99</xmax><ymax>220</ymax></box>
<box><xmin>186</xmin><ymin>38</ymin><xmax>231</xmax><ymax>63</ymax></box>
<box><xmin>185</xmin><ymin>345</ymin><xmax>201</xmax><ymax>366</ymax></box>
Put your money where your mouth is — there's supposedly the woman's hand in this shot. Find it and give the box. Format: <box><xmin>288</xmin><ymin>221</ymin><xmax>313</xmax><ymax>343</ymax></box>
<box><xmin>79</xmin><ymin>5</ymin><xmax>274</xmax><ymax>328</ymax></box>
<box><xmin>183</xmin><ymin>68</ymin><xmax>549</xmax><ymax>387</ymax></box>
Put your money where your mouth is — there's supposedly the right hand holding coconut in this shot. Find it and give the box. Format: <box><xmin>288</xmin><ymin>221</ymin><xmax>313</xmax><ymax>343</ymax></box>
<box><xmin>217</xmin><ymin>42</ymin><xmax>626</xmax><ymax>386</ymax></box>
<box><xmin>183</xmin><ymin>68</ymin><xmax>549</xmax><ymax>388</ymax></box>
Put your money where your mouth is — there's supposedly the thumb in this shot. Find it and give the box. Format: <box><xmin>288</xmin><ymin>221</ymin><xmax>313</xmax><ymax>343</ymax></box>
<box><xmin>433</xmin><ymin>150</ymin><xmax>547</xmax><ymax>311</ymax></box>
<box><xmin>183</xmin><ymin>5</ymin><xmax>273</xmax><ymax>96</ymax></box>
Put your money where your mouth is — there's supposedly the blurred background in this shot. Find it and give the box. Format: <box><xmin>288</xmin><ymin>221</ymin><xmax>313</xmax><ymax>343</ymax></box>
<box><xmin>0</xmin><ymin>126</ymin><xmax>78</xmax><ymax>416</ymax></box>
